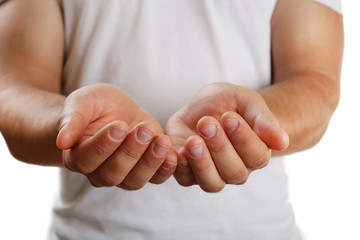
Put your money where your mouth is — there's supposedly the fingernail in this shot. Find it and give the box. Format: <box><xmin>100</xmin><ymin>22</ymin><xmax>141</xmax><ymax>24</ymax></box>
<box><xmin>162</xmin><ymin>160</ymin><xmax>177</xmax><ymax>170</ymax></box>
<box><xmin>136</xmin><ymin>128</ymin><xmax>153</xmax><ymax>144</ymax></box>
<box><xmin>109</xmin><ymin>127</ymin><xmax>127</xmax><ymax>142</ymax></box>
<box><xmin>153</xmin><ymin>143</ymin><xmax>170</xmax><ymax>157</ymax></box>
<box><xmin>188</xmin><ymin>145</ymin><xmax>204</xmax><ymax>159</ymax></box>
<box><xmin>200</xmin><ymin>125</ymin><xmax>216</xmax><ymax>138</ymax></box>
<box><xmin>224</xmin><ymin>119</ymin><xmax>239</xmax><ymax>132</ymax></box>
<box><xmin>178</xmin><ymin>159</ymin><xmax>189</xmax><ymax>167</ymax></box>
<box><xmin>178</xmin><ymin>153</ymin><xmax>189</xmax><ymax>167</ymax></box>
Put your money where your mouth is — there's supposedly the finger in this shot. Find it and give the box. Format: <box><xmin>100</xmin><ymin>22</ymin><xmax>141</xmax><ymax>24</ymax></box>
<box><xmin>220</xmin><ymin>111</ymin><xmax>271</xmax><ymax>170</ymax></box>
<box><xmin>88</xmin><ymin>122</ymin><xmax>155</xmax><ymax>187</ymax></box>
<box><xmin>62</xmin><ymin>120</ymin><xmax>129</xmax><ymax>174</ymax></box>
<box><xmin>119</xmin><ymin>134</ymin><xmax>172</xmax><ymax>189</ymax></box>
<box><xmin>57</xmin><ymin>110</ymin><xmax>88</xmax><ymax>150</ymax></box>
<box><xmin>234</xmin><ymin>89</ymin><xmax>289</xmax><ymax>151</ymax></box>
<box><xmin>197</xmin><ymin>116</ymin><xmax>249</xmax><ymax>184</ymax></box>
<box><xmin>56</xmin><ymin>88</ymin><xmax>101</xmax><ymax>150</ymax></box>
<box><xmin>185</xmin><ymin>135</ymin><xmax>225</xmax><ymax>193</ymax></box>
<box><xmin>173</xmin><ymin>147</ymin><xmax>197</xmax><ymax>187</ymax></box>
<box><xmin>252</xmin><ymin>111</ymin><xmax>289</xmax><ymax>151</ymax></box>
<box><xmin>149</xmin><ymin>150</ymin><xmax>177</xmax><ymax>184</ymax></box>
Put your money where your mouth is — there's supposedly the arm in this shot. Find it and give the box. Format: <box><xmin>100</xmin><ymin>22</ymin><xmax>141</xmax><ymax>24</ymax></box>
<box><xmin>260</xmin><ymin>0</ymin><xmax>344</xmax><ymax>154</ymax></box>
<box><xmin>167</xmin><ymin>0</ymin><xmax>343</xmax><ymax>192</ymax></box>
<box><xmin>0</xmin><ymin>0</ymin><xmax>65</xmax><ymax>166</ymax></box>
<box><xmin>0</xmin><ymin>0</ymin><xmax>176</xmax><ymax>189</ymax></box>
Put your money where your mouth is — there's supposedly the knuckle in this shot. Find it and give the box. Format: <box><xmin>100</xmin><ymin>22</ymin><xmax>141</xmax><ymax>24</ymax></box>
<box><xmin>201</xmin><ymin>182</ymin><xmax>225</xmax><ymax>193</ymax></box>
<box><xmin>96</xmin><ymin>170</ymin><xmax>121</xmax><ymax>186</ymax></box>
<box><xmin>237</xmin><ymin>134</ymin><xmax>251</xmax><ymax>146</ymax></box>
<box><xmin>248</xmin><ymin>150</ymin><xmax>270</xmax><ymax>170</ymax></box>
<box><xmin>87</xmin><ymin>178</ymin><xmax>101</xmax><ymax>188</ymax></box>
<box><xmin>178</xmin><ymin>179</ymin><xmax>196</xmax><ymax>187</ymax></box>
<box><xmin>63</xmin><ymin>157</ymin><xmax>74</xmax><ymax>172</ymax></box>
<box><xmin>119</xmin><ymin>182</ymin><xmax>144</xmax><ymax>191</ymax></box>
<box><xmin>72</xmin><ymin>160</ymin><xmax>93</xmax><ymax>175</ymax></box>
<box><xmin>149</xmin><ymin>174</ymin><xmax>170</xmax><ymax>185</ymax></box>
<box><xmin>62</xmin><ymin>151</ymin><xmax>77</xmax><ymax>172</ymax></box>
<box><xmin>193</xmin><ymin>162</ymin><xmax>212</xmax><ymax>172</ymax></box>
<box><xmin>109</xmin><ymin>158</ymin><xmax>124</xmax><ymax>172</ymax></box>
<box><xmin>174</xmin><ymin>174</ymin><xmax>196</xmax><ymax>187</ymax></box>
<box><xmin>142</xmin><ymin>155</ymin><xmax>162</xmax><ymax>170</ymax></box>
<box><xmin>94</xmin><ymin>142</ymin><xmax>112</xmax><ymax>156</ymax></box>
<box><xmin>223</xmin><ymin>167</ymin><xmax>248</xmax><ymax>184</ymax></box>
<box><xmin>123</xmin><ymin>147</ymin><xmax>140</xmax><ymax>163</ymax></box>
<box><xmin>153</xmin><ymin>169</ymin><xmax>171</xmax><ymax>178</ymax></box>
<box><xmin>210</xmin><ymin>141</ymin><xmax>228</xmax><ymax>154</ymax></box>
<box><xmin>89</xmin><ymin>182</ymin><xmax>100</xmax><ymax>188</ymax></box>
<box><xmin>100</xmin><ymin>175</ymin><xmax>120</xmax><ymax>187</ymax></box>
<box><xmin>236</xmin><ymin>175</ymin><xmax>249</xmax><ymax>185</ymax></box>
<box><xmin>149</xmin><ymin>178</ymin><xmax>163</xmax><ymax>185</ymax></box>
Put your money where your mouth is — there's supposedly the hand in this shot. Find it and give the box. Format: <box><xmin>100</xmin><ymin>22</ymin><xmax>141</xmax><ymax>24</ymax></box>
<box><xmin>166</xmin><ymin>82</ymin><xmax>289</xmax><ymax>192</ymax></box>
<box><xmin>56</xmin><ymin>83</ymin><xmax>177</xmax><ymax>190</ymax></box>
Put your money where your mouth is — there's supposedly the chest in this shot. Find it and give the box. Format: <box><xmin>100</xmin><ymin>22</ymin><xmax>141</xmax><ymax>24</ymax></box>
<box><xmin>60</xmin><ymin>0</ymin><xmax>277</xmax><ymax>123</ymax></box>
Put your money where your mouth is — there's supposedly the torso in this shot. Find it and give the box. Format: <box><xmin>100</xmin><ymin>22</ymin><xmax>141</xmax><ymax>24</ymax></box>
<box><xmin>51</xmin><ymin>1</ymin><xmax>301</xmax><ymax>239</ymax></box>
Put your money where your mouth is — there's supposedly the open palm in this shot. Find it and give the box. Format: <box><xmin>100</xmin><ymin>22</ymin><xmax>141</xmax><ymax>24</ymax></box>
<box><xmin>57</xmin><ymin>83</ymin><xmax>176</xmax><ymax>189</ymax></box>
<box><xmin>166</xmin><ymin>82</ymin><xmax>289</xmax><ymax>192</ymax></box>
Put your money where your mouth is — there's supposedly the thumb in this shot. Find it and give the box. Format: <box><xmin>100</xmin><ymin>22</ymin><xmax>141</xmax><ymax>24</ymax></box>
<box><xmin>234</xmin><ymin>87</ymin><xmax>289</xmax><ymax>151</ymax></box>
<box><xmin>56</xmin><ymin>111</ymin><xmax>87</xmax><ymax>150</ymax></box>
<box><xmin>252</xmin><ymin>112</ymin><xmax>289</xmax><ymax>151</ymax></box>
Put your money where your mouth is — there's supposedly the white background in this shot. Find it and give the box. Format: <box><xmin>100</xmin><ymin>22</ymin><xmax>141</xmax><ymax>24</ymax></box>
<box><xmin>0</xmin><ymin>1</ymin><xmax>359</xmax><ymax>239</ymax></box>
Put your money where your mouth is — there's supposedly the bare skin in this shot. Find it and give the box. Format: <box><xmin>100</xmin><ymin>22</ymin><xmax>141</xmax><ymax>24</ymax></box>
<box><xmin>166</xmin><ymin>83</ymin><xmax>289</xmax><ymax>192</ymax></box>
<box><xmin>166</xmin><ymin>0</ymin><xmax>343</xmax><ymax>192</ymax></box>
<box><xmin>57</xmin><ymin>83</ymin><xmax>178</xmax><ymax>189</ymax></box>
<box><xmin>0</xmin><ymin>0</ymin><xmax>343</xmax><ymax>192</ymax></box>
<box><xmin>0</xmin><ymin>0</ymin><xmax>176</xmax><ymax>190</ymax></box>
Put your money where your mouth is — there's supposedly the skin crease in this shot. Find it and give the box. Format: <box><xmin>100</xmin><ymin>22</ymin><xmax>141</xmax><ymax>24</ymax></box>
<box><xmin>166</xmin><ymin>83</ymin><xmax>289</xmax><ymax>191</ymax></box>
<box><xmin>166</xmin><ymin>0</ymin><xmax>344</xmax><ymax>191</ymax></box>
<box><xmin>56</xmin><ymin>84</ymin><xmax>177</xmax><ymax>189</ymax></box>
<box><xmin>0</xmin><ymin>0</ymin><xmax>343</xmax><ymax>192</ymax></box>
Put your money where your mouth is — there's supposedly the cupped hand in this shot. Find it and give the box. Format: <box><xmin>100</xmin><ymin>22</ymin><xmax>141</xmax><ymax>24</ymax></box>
<box><xmin>166</xmin><ymin>82</ymin><xmax>289</xmax><ymax>192</ymax></box>
<box><xmin>56</xmin><ymin>83</ymin><xmax>177</xmax><ymax>190</ymax></box>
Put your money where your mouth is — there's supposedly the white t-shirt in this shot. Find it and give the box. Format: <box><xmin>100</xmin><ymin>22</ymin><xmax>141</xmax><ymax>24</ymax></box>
<box><xmin>50</xmin><ymin>1</ymin><xmax>341</xmax><ymax>239</ymax></box>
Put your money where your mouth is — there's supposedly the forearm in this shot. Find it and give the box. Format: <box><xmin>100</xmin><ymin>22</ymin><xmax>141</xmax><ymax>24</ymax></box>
<box><xmin>0</xmin><ymin>77</ymin><xmax>65</xmax><ymax>166</ymax></box>
<box><xmin>0</xmin><ymin>0</ymin><xmax>65</xmax><ymax>165</ymax></box>
<box><xmin>259</xmin><ymin>73</ymin><xmax>340</xmax><ymax>155</ymax></box>
<box><xmin>265</xmin><ymin>0</ymin><xmax>343</xmax><ymax>155</ymax></box>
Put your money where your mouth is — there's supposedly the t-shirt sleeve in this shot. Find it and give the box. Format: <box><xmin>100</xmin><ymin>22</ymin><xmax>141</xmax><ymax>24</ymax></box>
<box><xmin>313</xmin><ymin>0</ymin><xmax>342</xmax><ymax>14</ymax></box>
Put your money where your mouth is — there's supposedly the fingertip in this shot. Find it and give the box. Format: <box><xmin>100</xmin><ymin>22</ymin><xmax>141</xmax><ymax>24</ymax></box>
<box><xmin>220</xmin><ymin>111</ymin><xmax>242</xmax><ymax>132</ymax></box>
<box><xmin>220</xmin><ymin>111</ymin><xmax>237</xmax><ymax>120</ymax></box>
<box><xmin>262</xmin><ymin>126</ymin><xmax>290</xmax><ymax>151</ymax></box>
<box><xmin>185</xmin><ymin>135</ymin><xmax>204</xmax><ymax>147</ymax></box>
<box><xmin>197</xmin><ymin>116</ymin><xmax>216</xmax><ymax>126</ymax></box>
<box><xmin>252</xmin><ymin>112</ymin><xmax>289</xmax><ymax>150</ymax></box>
<box><xmin>151</xmin><ymin>135</ymin><xmax>173</xmax><ymax>158</ymax></box>
<box><xmin>185</xmin><ymin>136</ymin><xmax>205</xmax><ymax>159</ymax></box>
<box><xmin>149</xmin><ymin>150</ymin><xmax>177</xmax><ymax>185</ymax></box>
<box><xmin>173</xmin><ymin>148</ymin><xmax>197</xmax><ymax>186</ymax></box>
<box><xmin>107</xmin><ymin>121</ymin><xmax>129</xmax><ymax>143</ymax></box>
<box><xmin>153</xmin><ymin>142</ymin><xmax>170</xmax><ymax>158</ymax></box>
<box><xmin>56</xmin><ymin>123</ymin><xmax>77</xmax><ymax>150</ymax></box>
<box><xmin>275</xmin><ymin>128</ymin><xmax>290</xmax><ymax>151</ymax></box>
<box><xmin>56</xmin><ymin>112</ymin><xmax>87</xmax><ymax>150</ymax></box>
<box><xmin>159</xmin><ymin>134</ymin><xmax>173</xmax><ymax>148</ymax></box>
<box><xmin>133</xmin><ymin>121</ymin><xmax>158</xmax><ymax>144</ymax></box>
<box><xmin>176</xmin><ymin>147</ymin><xmax>190</xmax><ymax>168</ymax></box>
<box><xmin>162</xmin><ymin>150</ymin><xmax>177</xmax><ymax>171</ymax></box>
